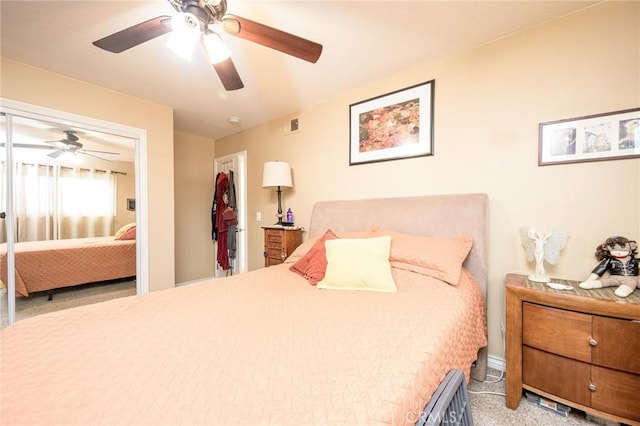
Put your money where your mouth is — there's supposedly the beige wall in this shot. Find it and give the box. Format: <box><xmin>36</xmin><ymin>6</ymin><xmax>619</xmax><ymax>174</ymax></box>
<box><xmin>113</xmin><ymin>160</ymin><xmax>136</xmax><ymax>231</ymax></box>
<box><xmin>215</xmin><ymin>2</ymin><xmax>640</xmax><ymax>360</ymax></box>
<box><xmin>174</xmin><ymin>130</ymin><xmax>216</xmax><ymax>283</ymax></box>
<box><xmin>1</xmin><ymin>58</ymin><xmax>176</xmax><ymax>292</ymax></box>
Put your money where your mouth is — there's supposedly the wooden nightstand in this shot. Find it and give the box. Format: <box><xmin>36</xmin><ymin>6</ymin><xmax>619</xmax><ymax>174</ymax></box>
<box><xmin>505</xmin><ymin>273</ymin><xmax>640</xmax><ymax>425</ymax></box>
<box><xmin>263</xmin><ymin>226</ymin><xmax>302</xmax><ymax>267</ymax></box>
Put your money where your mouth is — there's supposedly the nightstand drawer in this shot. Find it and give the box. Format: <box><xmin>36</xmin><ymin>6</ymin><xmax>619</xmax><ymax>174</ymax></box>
<box><xmin>265</xmin><ymin>247</ymin><xmax>283</xmax><ymax>258</ymax></box>
<box><xmin>265</xmin><ymin>230</ymin><xmax>283</xmax><ymax>244</ymax></box>
<box><xmin>262</xmin><ymin>227</ymin><xmax>302</xmax><ymax>267</ymax></box>
<box><xmin>592</xmin><ymin>316</ymin><xmax>640</xmax><ymax>374</ymax></box>
<box><xmin>591</xmin><ymin>366</ymin><xmax>640</xmax><ymax>421</ymax></box>
<box><xmin>523</xmin><ymin>346</ymin><xmax>591</xmax><ymax>406</ymax></box>
<box><xmin>265</xmin><ymin>256</ymin><xmax>283</xmax><ymax>267</ymax></box>
<box><xmin>523</xmin><ymin>302</ymin><xmax>592</xmax><ymax>363</ymax></box>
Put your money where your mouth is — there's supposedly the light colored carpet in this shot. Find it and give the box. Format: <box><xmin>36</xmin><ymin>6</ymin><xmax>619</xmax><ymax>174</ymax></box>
<box><xmin>469</xmin><ymin>369</ymin><xmax>600</xmax><ymax>425</ymax></box>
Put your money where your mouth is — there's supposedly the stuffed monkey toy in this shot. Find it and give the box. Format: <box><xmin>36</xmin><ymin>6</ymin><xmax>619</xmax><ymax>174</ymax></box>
<box><xmin>579</xmin><ymin>236</ymin><xmax>640</xmax><ymax>297</ymax></box>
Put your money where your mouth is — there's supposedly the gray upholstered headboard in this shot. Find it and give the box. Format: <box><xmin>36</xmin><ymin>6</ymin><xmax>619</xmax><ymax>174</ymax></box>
<box><xmin>308</xmin><ymin>193</ymin><xmax>489</xmax><ymax>380</ymax></box>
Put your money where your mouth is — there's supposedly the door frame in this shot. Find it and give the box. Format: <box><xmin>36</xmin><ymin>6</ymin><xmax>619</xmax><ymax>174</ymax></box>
<box><xmin>214</xmin><ymin>151</ymin><xmax>248</xmax><ymax>275</ymax></box>
<box><xmin>0</xmin><ymin>98</ymin><xmax>149</xmax><ymax>325</ymax></box>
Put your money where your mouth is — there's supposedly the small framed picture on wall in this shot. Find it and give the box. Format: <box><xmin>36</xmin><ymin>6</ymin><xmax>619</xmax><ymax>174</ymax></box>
<box><xmin>539</xmin><ymin>108</ymin><xmax>640</xmax><ymax>166</ymax></box>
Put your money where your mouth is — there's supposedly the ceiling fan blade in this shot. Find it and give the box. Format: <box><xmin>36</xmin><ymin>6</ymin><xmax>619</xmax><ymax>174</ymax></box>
<box><xmin>1</xmin><ymin>143</ymin><xmax>54</xmax><ymax>150</ymax></box>
<box><xmin>44</xmin><ymin>140</ymin><xmax>71</xmax><ymax>149</ymax></box>
<box><xmin>213</xmin><ymin>57</ymin><xmax>244</xmax><ymax>91</ymax></box>
<box><xmin>80</xmin><ymin>152</ymin><xmax>113</xmax><ymax>163</ymax></box>
<box><xmin>47</xmin><ymin>150</ymin><xmax>65</xmax><ymax>159</ymax></box>
<box><xmin>93</xmin><ymin>16</ymin><xmax>173</xmax><ymax>53</ymax></box>
<box><xmin>81</xmin><ymin>149</ymin><xmax>120</xmax><ymax>155</ymax></box>
<box><xmin>222</xmin><ymin>14</ymin><xmax>322</xmax><ymax>63</ymax></box>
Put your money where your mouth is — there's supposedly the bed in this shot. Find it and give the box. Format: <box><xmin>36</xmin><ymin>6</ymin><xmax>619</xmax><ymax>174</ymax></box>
<box><xmin>0</xmin><ymin>194</ymin><xmax>488</xmax><ymax>425</ymax></box>
<box><xmin>0</xmin><ymin>236</ymin><xmax>136</xmax><ymax>297</ymax></box>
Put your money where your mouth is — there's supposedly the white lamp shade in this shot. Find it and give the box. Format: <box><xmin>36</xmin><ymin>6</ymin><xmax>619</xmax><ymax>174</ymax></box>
<box><xmin>202</xmin><ymin>31</ymin><xmax>231</xmax><ymax>64</ymax></box>
<box><xmin>166</xmin><ymin>12</ymin><xmax>201</xmax><ymax>62</ymax></box>
<box><xmin>262</xmin><ymin>161</ymin><xmax>292</xmax><ymax>188</ymax></box>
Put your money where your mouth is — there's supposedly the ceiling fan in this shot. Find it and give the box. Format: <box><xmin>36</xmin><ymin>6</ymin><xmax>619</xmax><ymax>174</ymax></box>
<box><xmin>36</xmin><ymin>130</ymin><xmax>121</xmax><ymax>162</ymax></box>
<box><xmin>92</xmin><ymin>0</ymin><xmax>323</xmax><ymax>91</ymax></box>
<box><xmin>2</xmin><ymin>131</ymin><xmax>120</xmax><ymax>162</ymax></box>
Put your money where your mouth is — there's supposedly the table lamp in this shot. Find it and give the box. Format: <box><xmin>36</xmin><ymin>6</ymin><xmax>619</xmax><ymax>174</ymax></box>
<box><xmin>262</xmin><ymin>161</ymin><xmax>292</xmax><ymax>225</ymax></box>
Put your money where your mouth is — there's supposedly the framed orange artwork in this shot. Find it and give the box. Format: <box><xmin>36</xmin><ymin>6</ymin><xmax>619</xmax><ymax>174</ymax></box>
<box><xmin>349</xmin><ymin>80</ymin><xmax>434</xmax><ymax>166</ymax></box>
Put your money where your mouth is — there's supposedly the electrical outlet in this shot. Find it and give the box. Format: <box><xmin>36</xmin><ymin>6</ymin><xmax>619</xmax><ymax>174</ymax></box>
<box><xmin>256</xmin><ymin>211</ymin><xmax>262</xmax><ymax>221</ymax></box>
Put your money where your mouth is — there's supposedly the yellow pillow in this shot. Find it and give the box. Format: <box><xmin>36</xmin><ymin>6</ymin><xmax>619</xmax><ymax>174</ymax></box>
<box><xmin>317</xmin><ymin>236</ymin><xmax>397</xmax><ymax>293</ymax></box>
<box><xmin>114</xmin><ymin>223</ymin><xmax>136</xmax><ymax>240</ymax></box>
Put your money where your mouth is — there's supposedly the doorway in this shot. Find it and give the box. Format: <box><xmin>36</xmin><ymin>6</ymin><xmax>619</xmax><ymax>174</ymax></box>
<box><xmin>1</xmin><ymin>99</ymin><xmax>149</xmax><ymax>326</ymax></box>
<box><xmin>214</xmin><ymin>151</ymin><xmax>247</xmax><ymax>277</ymax></box>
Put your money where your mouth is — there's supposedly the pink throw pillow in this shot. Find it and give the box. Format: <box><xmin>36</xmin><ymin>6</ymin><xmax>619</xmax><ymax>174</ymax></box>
<box><xmin>289</xmin><ymin>229</ymin><xmax>338</xmax><ymax>285</ymax></box>
<box><xmin>118</xmin><ymin>226</ymin><xmax>136</xmax><ymax>240</ymax></box>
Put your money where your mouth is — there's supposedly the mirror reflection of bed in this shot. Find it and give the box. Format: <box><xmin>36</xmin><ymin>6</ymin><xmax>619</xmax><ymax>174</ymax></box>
<box><xmin>0</xmin><ymin>116</ymin><xmax>137</xmax><ymax>324</ymax></box>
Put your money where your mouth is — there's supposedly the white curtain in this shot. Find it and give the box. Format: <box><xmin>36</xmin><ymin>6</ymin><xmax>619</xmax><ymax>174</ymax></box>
<box><xmin>58</xmin><ymin>167</ymin><xmax>115</xmax><ymax>239</ymax></box>
<box><xmin>13</xmin><ymin>162</ymin><xmax>55</xmax><ymax>243</ymax></box>
<box><xmin>0</xmin><ymin>162</ymin><xmax>116</xmax><ymax>243</ymax></box>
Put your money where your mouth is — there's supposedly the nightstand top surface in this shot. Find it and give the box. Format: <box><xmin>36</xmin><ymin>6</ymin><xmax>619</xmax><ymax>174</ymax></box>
<box><xmin>262</xmin><ymin>225</ymin><xmax>303</xmax><ymax>229</ymax></box>
<box><xmin>510</xmin><ymin>273</ymin><xmax>640</xmax><ymax>304</ymax></box>
<box><xmin>506</xmin><ymin>273</ymin><xmax>640</xmax><ymax>319</ymax></box>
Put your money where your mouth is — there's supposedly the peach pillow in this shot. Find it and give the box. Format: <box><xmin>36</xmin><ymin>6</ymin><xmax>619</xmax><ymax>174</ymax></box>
<box><xmin>288</xmin><ymin>229</ymin><xmax>338</xmax><ymax>285</ymax></box>
<box><xmin>317</xmin><ymin>236</ymin><xmax>397</xmax><ymax>293</ymax></box>
<box><xmin>114</xmin><ymin>223</ymin><xmax>136</xmax><ymax>240</ymax></box>
<box><xmin>119</xmin><ymin>226</ymin><xmax>136</xmax><ymax>240</ymax></box>
<box><xmin>370</xmin><ymin>228</ymin><xmax>473</xmax><ymax>285</ymax></box>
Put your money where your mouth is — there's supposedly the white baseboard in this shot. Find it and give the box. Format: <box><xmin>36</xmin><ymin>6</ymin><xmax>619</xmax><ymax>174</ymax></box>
<box><xmin>488</xmin><ymin>354</ymin><xmax>505</xmax><ymax>372</ymax></box>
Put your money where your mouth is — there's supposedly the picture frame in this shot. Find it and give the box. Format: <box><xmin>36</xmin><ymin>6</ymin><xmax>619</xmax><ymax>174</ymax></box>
<box><xmin>349</xmin><ymin>80</ymin><xmax>434</xmax><ymax>165</ymax></box>
<box><xmin>127</xmin><ymin>198</ymin><xmax>136</xmax><ymax>211</ymax></box>
<box><xmin>538</xmin><ymin>108</ymin><xmax>640</xmax><ymax>166</ymax></box>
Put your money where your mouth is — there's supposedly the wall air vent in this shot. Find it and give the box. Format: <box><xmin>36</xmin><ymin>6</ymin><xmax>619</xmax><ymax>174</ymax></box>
<box><xmin>284</xmin><ymin>117</ymin><xmax>300</xmax><ymax>135</ymax></box>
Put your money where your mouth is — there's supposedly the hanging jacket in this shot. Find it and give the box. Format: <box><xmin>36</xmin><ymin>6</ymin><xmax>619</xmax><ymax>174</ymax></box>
<box><xmin>211</xmin><ymin>172</ymin><xmax>221</xmax><ymax>241</ymax></box>
<box><xmin>215</xmin><ymin>172</ymin><xmax>230</xmax><ymax>270</ymax></box>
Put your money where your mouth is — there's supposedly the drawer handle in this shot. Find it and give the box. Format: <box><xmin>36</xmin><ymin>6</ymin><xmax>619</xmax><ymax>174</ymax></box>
<box><xmin>588</xmin><ymin>337</ymin><xmax>598</xmax><ymax>346</ymax></box>
<box><xmin>588</xmin><ymin>382</ymin><xmax>597</xmax><ymax>392</ymax></box>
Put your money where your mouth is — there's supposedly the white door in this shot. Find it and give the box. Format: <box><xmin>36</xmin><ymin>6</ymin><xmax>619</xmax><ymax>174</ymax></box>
<box><xmin>214</xmin><ymin>151</ymin><xmax>247</xmax><ymax>276</ymax></box>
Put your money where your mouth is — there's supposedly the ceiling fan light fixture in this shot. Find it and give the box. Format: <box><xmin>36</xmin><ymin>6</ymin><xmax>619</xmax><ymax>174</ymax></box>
<box><xmin>59</xmin><ymin>151</ymin><xmax>83</xmax><ymax>165</ymax></box>
<box><xmin>166</xmin><ymin>12</ymin><xmax>201</xmax><ymax>62</ymax></box>
<box><xmin>202</xmin><ymin>31</ymin><xmax>231</xmax><ymax>64</ymax></box>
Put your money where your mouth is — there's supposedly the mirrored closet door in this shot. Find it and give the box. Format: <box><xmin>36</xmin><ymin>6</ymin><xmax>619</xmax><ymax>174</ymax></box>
<box><xmin>1</xmin><ymin>104</ymin><xmax>142</xmax><ymax>326</ymax></box>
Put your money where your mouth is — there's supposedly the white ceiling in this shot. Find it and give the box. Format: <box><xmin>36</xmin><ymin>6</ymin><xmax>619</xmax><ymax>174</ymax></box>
<box><xmin>1</xmin><ymin>0</ymin><xmax>602</xmax><ymax>141</ymax></box>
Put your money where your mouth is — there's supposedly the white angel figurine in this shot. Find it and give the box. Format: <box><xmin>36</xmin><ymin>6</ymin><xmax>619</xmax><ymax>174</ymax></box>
<box><xmin>520</xmin><ymin>226</ymin><xmax>571</xmax><ymax>283</ymax></box>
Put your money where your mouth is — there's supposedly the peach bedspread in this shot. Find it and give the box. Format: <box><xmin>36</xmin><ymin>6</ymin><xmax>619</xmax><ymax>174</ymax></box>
<box><xmin>1</xmin><ymin>264</ymin><xmax>486</xmax><ymax>425</ymax></box>
<box><xmin>0</xmin><ymin>237</ymin><xmax>136</xmax><ymax>297</ymax></box>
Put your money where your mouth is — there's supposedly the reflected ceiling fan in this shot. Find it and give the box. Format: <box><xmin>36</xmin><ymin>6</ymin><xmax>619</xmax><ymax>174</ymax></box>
<box><xmin>39</xmin><ymin>130</ymin><xmax>120</xmax><ymax>162</ymax></box>
<box><xmin>92</xmin><ymin>0</ymin><xmax>323</xmax><ymax>91</ymax></box>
